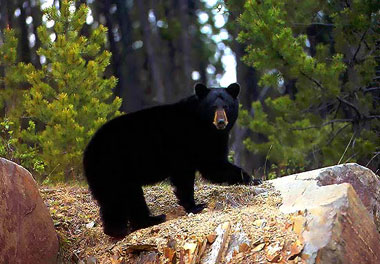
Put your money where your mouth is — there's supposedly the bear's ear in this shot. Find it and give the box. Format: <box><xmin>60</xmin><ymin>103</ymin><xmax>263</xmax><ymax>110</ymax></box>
<box><xmin>226</xmin><ymin>83</ymin><xmax>240</xmax><ymax>98</ymax></box>
<box><xmin>194</xmin><ymin>83</ymin><xmax>209</xmax><ymax>98</ymax></box>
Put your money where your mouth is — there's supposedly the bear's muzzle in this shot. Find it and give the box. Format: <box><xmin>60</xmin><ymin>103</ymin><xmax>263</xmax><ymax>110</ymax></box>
<box><xmin>213</xmin><ymin>109</ymin><xmax>228</xmax><ymax>130</ymax></box>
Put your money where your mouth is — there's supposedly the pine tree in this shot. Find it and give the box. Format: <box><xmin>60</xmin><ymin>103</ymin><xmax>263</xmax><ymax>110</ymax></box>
<box><xmin>236</xmin><ymin>0</ymin><xmax>379</xmax><ymax>175</ymax></box>
<box><xmin>0</xmin><ymin>28</ymin><xmax>45</xmax><ymax>174</ymax></box>
<box><xmin>0</xmin><ymin>0</ymin><xmax>122</xmax><ymax>182</ymax></box>
<box><xmin>0</xmin><ymin>28</ymin><xmax>33</xmax><ymax>118</ymax></box>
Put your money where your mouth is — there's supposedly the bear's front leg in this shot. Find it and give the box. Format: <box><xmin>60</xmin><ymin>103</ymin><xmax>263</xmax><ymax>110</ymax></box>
<box><xmin>200</xmin><ymin>161</ymin><xmax>253</xmax><ymax>185</ymax></box>
<box><xmin>170</xmin><ymin>171</ymin><xmax>206</xmax><ymax>214</ymax></box>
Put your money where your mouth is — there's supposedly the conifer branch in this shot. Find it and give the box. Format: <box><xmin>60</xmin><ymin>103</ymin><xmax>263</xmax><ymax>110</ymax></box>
<box><xmin>351</xmin><ymin>29</ymin><xmax>368</xmax><ymax>64</ymax></box>
<box><xmin>292</xmin><ymin>119</ymin><xmax>353</xmax><ymax>131</ymax></box>
<box><xmin>293</xmin><ymin>23</ymin><xmax>335</xmax><ymax>27</ymax></box>
<box><xmin>362</xmin><ymin>87</ymin><xmax>380</xmax><ymax>93</ymax></box>
<box><xmin>366</xmin><ymin>152</ymin><xmax>380</xmax><ymax>167</ymax></box>
<box><xmin>300</xmin><ymin>71</ymin><xmax>324</xmax><ymax>90</ymax></box>
<box><xmin>336</xmin><ymin>96</ymin><xmax>362</xmax><ymax>118</ymax></box>
<box><xmin>326</xmin><ymin>123</ymin><xmax>350</xmax><ymax>145</ymax></box>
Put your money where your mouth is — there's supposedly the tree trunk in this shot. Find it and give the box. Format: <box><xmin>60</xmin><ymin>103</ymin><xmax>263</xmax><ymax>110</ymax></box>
<box><xmin>18</xmin><ymin>0</ymin><xmax>31</xmax><ymax>63</ymax></box>
<box><xmin>30</xmin><ymin>0</ymin><xmax>42</xmax><ymax>67</ymax></box>
<box><xmin>178</xmin><ymin>0</ymin><xmax>192</xmax><ymax>94</ymax></box>
<box><xmin>103</xmin><ymin>0</ymin><xmax>122</xmax><ymax>98</ymax></box>
<box><xmin>113</xmin><ymin>0</ymin><xmax>143</xmax><ymax>112</ymax></box>
<box><xmin>228</xmin><ymin>7</ymin><xmax>263</xmax><ymax>175</ymax></box>
<box><xmin>137</xmin><ymin>0</ymin><xmax>165</xmax><ymax>104</ymax></box>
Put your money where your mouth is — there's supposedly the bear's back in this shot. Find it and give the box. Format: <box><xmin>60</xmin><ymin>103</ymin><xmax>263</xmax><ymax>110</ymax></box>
<box><xmin>83</xmin><ymin>98</ymin><xmax>203</xmax><ymax>182</ymax></box>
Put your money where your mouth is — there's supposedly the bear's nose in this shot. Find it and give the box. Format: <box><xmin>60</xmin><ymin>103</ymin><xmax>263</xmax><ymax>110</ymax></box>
<box><xmin>213</xmin><ymin>109</ymin><xmax>228</xmax><ymax>130</ymax></box>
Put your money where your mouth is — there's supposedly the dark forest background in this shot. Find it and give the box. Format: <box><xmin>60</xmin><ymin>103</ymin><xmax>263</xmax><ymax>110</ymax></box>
<box><xmin>0</xmin><ymin>0</ymin><xmax>262</xmax><ymax>177</ymax></box>
<box><xmin>0</xmin><ymin>0</ymin><xmax>378</xmax><ymax>182</ymax></box>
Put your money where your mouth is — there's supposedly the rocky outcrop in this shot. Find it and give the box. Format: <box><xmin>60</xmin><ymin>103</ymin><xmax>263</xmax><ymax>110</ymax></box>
<box><xmin>0</xmin><ymin>158</ymin><xmax>59</xmax><ymax>264</ymax></box>
<box><xmin>316</xmin><ymin>163</ymin><xmax>380</xmax><ymax>232</ymax></box>
<box><xmin>271</xmin><ymin>163</ymin><xmax>380</xmax><ymax>264</ymax></box>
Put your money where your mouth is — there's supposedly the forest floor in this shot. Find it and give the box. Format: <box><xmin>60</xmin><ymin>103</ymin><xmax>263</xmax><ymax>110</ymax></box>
<box><xmin>40</xmin><ymin>180</ymin><xmax>303</xmax><ymax>264</ymax></box>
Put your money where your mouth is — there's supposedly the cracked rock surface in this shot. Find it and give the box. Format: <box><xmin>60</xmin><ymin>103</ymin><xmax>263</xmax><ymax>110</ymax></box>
<box><xmin>271</xmin><ymin>163</ymin><xmax>380</xmax><ymax>264</ymax></box>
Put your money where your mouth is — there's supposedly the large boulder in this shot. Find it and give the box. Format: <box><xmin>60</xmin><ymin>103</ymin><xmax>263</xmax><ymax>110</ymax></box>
<box><xmin>271</xmin><ymin>163</ymin><xmax>380</xmax><ymax>263</ymax></box>
<box><xmin>0</xmin><ymin>158</ymin><xmax>59</xmax><ymax>264</ymax></box>
<box><xmin>316</xmin><ymin>163</ymin><xmax>380</xmax><ymax>232</ymax></box>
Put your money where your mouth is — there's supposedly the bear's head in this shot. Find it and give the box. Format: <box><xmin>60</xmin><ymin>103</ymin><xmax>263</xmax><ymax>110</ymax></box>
<box><xmin>195</xmin><ymin>83</ymin><xmax>240</xmax><ymax>131</ymax></box>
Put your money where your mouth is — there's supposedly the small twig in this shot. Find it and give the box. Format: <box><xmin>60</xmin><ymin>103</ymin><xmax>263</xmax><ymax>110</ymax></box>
<box><xmin>300</xmin><ymin>71</ymin><xmax>324</xmax><ymax>90</ymax></box>
<box><xmin>363</xmin><ymin>40</ymin><xmax>371</xmax><ymax>50</ymax></box>
<box><xmin>362</xmin><ymin>87</ymin><xmax>380</xmax><ymax>93</ymax></box>
<box><xmin>326</xmin><ymin>123</ymin><xmax>350</xmax><ymax>145</ymax></box>
<box><xmin>292</xmin><ymin>23</ymin><xmax>335</xmax><ymax>27</ymax></box>
<box><xmin>337</xmin><ymin>96</ymin><xmax>362</xmax><ymax>118</ymax></box>
<box><xmin>292</xmin><ymin>125</ymin><xmax>319</xmax><ymax>131</ymax></box>
<box><xmin>47</xmin><ymin>163</ymin><xmax>60</xmax><ymax>179</ymax></box>
<box><xmin>292</xmin><ymin>119</ymin><xmax>353</xmax><ymax>131</ymax></box>
<box><xmin>300</xmin><ymin>102</ymin><xmax>335</xmax><ymax>114</ymax></box>
<box><xmin>344</xmin><ymin>152</ymin><xmax>358</xmax><ymax>164</ymax></box>
<box><xmin>263</xmin><ymin>144</ymin><xmax>273</xmax><ymax>177</ymax></box>
<box><xmin>351</xmin><ymin>29</ymin><xmax>368</xmax><ymax>64</ymax></box>
<box><xmin>338</xmin><ymin>133</ymin><xmax>355</xmax><ymax>165</ymax></box>
<box><xmin>366</xmin><ymin>152</ymin><xmax>380</xmax><ymax>167</ymax></box>
<box><xmin>331</xmin><ymin>101</ymin><xmax>342</xmax><ymax>130</ymax></box>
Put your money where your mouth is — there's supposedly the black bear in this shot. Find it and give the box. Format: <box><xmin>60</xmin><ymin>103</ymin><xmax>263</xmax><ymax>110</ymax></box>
<box><xmin>83</xmin><ymin>83</ymin><xmax>253</xmax><ymax>238</ymax></box>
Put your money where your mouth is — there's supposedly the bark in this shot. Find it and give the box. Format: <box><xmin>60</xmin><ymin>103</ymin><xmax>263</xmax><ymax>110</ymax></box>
<box><xmin>30</xmin><ymin>0</ymin><xmax>42</xmax><ymax>67</ymax></box>
<box><xmin>137</xmin><ymin>0</ymin><xmax>165</xmax><ymax>104</ymax></box>
<box><xmin>0</xmin><ymin>0</ymin><xmax>15</xmax><ymax>29</ymax></box>
<box><xmin>114</xmin><ymin>0</ymin><xmax>143</xmax><ymax>112</ymax></box>
<box><xmin>103</xmin><ymin>0</ymin><xmax>122</xmax><ymax>97</ymax></box>
<box><xmin>228</xmin><ymin>9</ymin><xmax>263</xmax><ymax>174</ymax></box>
<box><xmin>18</xmin><ymin>0</ymin><xmax>31</xmax><ymax>63</ymax></box>
<box><xmin>150</xmin><ymin>0</ymin><xmax>177</xmax><ymax>103</ymax></box>
<box><xmin>166</xmin><ymin>37</ymin><xmax>179</xmax><ymax>102</ymax></box>
<box><xmin>189</xmin><ymin>0</ymin><xmax>207</xmax><ymax>85</ymax></box>
<box><xmin>0</xmin><ymin>0</ymin><xmax>9</xmax><ymax>30</ymax></box>
<box><xmin>162</xmin><ymin>1</ymin><xmax>183</xmax><ymax>102</ymax></box>
<box><xmin>178</xmin><ymin>0</ymin><xmax>192</xmax><ymax>94</ymax></box>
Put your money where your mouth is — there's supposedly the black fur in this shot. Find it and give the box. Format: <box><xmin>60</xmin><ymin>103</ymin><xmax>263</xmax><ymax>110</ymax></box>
<box><xmin>83</xmin><ymin>83</ymin><xmax>252</xmax><ymax>238</ymax></box>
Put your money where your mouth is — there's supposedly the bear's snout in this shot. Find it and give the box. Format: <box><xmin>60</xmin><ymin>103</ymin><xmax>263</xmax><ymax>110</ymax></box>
<box><xmin>213</xmin><ymin>109</ymin><xmax>228</xmax><ymax>130</ymax></box>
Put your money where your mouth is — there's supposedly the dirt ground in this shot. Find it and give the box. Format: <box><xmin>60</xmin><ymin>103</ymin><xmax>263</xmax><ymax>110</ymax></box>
<box><xmin>40</xmin><ymin>180</ymin><xmax>303</xmax><ymax>263</ymax></box>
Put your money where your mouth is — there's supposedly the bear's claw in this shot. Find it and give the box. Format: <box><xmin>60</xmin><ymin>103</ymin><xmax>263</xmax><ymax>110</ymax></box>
<box><xmin>252</xmin><ymin>178</ymin><xmax>262</xmax><ymax>185</ymax></box>
<box><xmin>186</xmin><ymin>203</ymin><xmax>207</xmax><ymax>214</ymax></box>
<box><xmin>104</xmin><ymin>224</ymin><xmax>128</xmax><ymax>239</ymax></box>
<box><xmin>130</xmin><ymin>214</ymin><xmax>167</xmax><ymax>231</ymax></box>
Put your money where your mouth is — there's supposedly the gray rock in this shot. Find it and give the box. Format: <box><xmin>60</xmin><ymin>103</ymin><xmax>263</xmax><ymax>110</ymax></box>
<box><xmin>270</xmin><ymin>163</ymin><xmax>380</xmax><ymax>264</ymax></box>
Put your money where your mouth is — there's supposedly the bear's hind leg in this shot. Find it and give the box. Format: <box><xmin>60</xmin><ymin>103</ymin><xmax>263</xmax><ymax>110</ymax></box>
<box><xmin>100</xmin><ymin>201</ymin><xmax>129</xmax><ymax>239</ymax></box>
<box><xmin>128</xmin><ymin>185</ymin><xmax>166</xmax><ymax>231</ymax></box>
